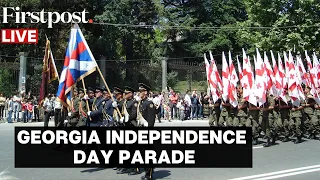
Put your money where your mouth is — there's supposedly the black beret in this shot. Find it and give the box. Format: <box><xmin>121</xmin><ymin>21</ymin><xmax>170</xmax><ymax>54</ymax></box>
<box><xmin>87</xmin><ymin>87</ymin><xmax>94</xmax><ymax>92</ymax></box>
<box><xmin>95</xmin><ymin>87</ymin><xmax>103</xmax><ymax>92</ymax></box>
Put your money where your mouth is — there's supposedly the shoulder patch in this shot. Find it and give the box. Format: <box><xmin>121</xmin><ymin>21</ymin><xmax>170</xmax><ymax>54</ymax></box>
<box><xmin>150</xmin><ymin>103</ymin><xmax>154</xmax><ymax>108</ymax></box>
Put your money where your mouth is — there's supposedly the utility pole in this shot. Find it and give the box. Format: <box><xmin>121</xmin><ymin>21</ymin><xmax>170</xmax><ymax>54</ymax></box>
<box><xmin>162</xmin><ymin>57</ymin><xmax>168</xmax><ymax>92</ymax></box>
<box><xmin>19</xmin><ymin>52</ymin><xmax>28</xmax><ymax>94</ymax></box>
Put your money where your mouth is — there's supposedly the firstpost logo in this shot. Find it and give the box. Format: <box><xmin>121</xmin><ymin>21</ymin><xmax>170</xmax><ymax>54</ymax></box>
<box><xmin>0</xmin><ymin>7</ymin><xmax>92</xmax><ymax>44</ymax></box>
<box><xmin>0</xmin><ymin>7</ymin><xmax>92</xmax><ymax>28</ymax></box>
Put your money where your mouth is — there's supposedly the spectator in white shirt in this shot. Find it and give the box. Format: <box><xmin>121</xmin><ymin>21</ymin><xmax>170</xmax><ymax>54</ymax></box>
<box><xmin>184</xmin><ymin>90</ymin><xmax>191</xmax><ymax>119</ymax></box>
<box><xmin>43</xmin><ymin>94</ymin><xmax>54</xmax><ymax>127</ymax></box>
<box><xmin>13</xmin><ymin>93</ymin><xmax>21</xmax><ymax>122</ymax></box>
<box><xmin>6</xmin><ymin>97</ymin><xmax>13</xmax><ymax>123</ymax></box>
<box><xmin>152</xmin><ymin>94</ymin><xmax>161</xmax><ymax>123</ymax></box>
<box><xmin>54</xmin><ymin>97</ymin><xmax>62</xmax><ymax>127</ymax></box>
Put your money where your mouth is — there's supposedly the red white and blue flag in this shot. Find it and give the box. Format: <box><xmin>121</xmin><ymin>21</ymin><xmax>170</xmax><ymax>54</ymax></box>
<box><xmin>56</xmin><ymin>24</ymin><xmax>97</xmax><ymax>107</ymax></box>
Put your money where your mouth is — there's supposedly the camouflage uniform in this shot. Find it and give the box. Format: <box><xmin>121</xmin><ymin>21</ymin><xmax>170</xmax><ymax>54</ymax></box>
<box><xmin>261</xmin><ymin>94</ymin><xmax>276</xmax><ymax>146</ymax></box>
<box><xmin>209</xmin><ymin>98</ymin><xmax>221</xmax><ymax>127</ymax></box>
<box><xmin>289</xmin><ymin>101</ymin><xmax>303</xmax><ymax>143</ymax></box>
<box><xmin>278</xmin><ymin>95</ymin><xmax>291</xmax><ymax>141</ymax></box>
<box><xmin>78</xmin><ymin>99</ymin><xmax>89</xmax><ymax>127</ymax></box>
<box><xmin>218</xmin><ymin>100</ymin><xmax>231</xmax><ymax>127</ymax></box>
<box><xmin>67</xmin><ymin>96</ymin><xmax>80</xmax><ymax>127</ymax></box>
<box><xmin>312</xmin><ymin>103</ymin><xmax>320</xmax><ymax>136</ymax></box>
<box><xmin>234</xmin><ymin>95</ymin><xmax>249</xmax><ymax>127</ymax></box>
<box><xmin>248</xmin><ymin>102</ymin><xmax>260</xmax><ymax>143</ymax></box>
<box><xmin>303</xmin><ymin>92</ymin><xmax>316</xmax><ymax>138</ymax></box>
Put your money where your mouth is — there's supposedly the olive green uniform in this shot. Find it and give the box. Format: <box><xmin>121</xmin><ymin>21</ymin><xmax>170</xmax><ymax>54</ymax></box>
<box><xmin>234</xmin><ymin>95</ymin><xmax>249</xmax><ymax>127</ymax></box>
<box><xmin>67</xmin><ymin>97</ymin><xmax>80</xmax><ymax>127</ymax></box>
<box><xmin>303</xmin><ymin>93</ymin><xmax>316</xmax><ymax>136</ymax></box>
<box><xmin>248</xmin><ymin>102</ymin><xmax>260</xmax><ymax>139</ymax></box>
<box><xmin>209</xmin><ymin>98</ymin><xmax>221</xmax><ymax>127</ymax></box>
<box><xmin>312</xmin><ymin>104</ymin><xmax>320</xmax><ymax>135</ymax></box>
<box><xmin>218</xmin><ymin>100</ymin><xmax>231</xmax><ymax>127</ymax></box>
<box><xmin>278</xmin><ymin>95</ymin><xmax>291</xmax><ymax>139</ymax></box>
<box><xmin>289</xmin><ymin>102</ymin><xmax>303</xmax><ymax>138</ymax></box>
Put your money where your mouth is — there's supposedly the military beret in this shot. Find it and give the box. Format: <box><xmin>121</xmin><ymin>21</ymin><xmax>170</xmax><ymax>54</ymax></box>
<box><xmin>113</xmin><ymin>87</ymin><xmax>124</xmax><ymax>94</ymax></box>
<box><xmin>124</xmin><ymin>86</ymin><xmax>137</xmax><ymax>94</ymax></box>
<box><xmin>138</xmin><ymin>83</ymin><xmax>151</xmax><ymax>91</ymax></box>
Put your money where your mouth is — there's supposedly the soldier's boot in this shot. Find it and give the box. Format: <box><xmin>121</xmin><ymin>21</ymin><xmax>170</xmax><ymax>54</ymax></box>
<box><xmin>281</xmin><ymin>136</ymin><xmax>290</xmax><ymax>142</ymax></box>
<box><xmin>271</xmin><ymin>134</ymin><xmax>277</xmax><ymax>145</ymax></box>
<box><xmin>263</xmin><ymin>138</ymin><xmax>271</xmax><ymax>147</ymax></box>
<box><xmin>294</xmin><ymin>136</ymin><xmax>302</xmax><ymax>144</ymax></box>
<box><xmin>128</xmin><ymin>168</ymin><xmax>140</xmax><ymax>175</ymax></box>
<box><xmin>252</xmin><ymin>138</ymin><xmax>258</xmax><ymax>145</ymax></box>
<box><xmin>307</xmin><ymin>133</ymin><xmax>316</xmax><ymax>140</ymax></box>
<box><xmin>141</xmin><ymin>168</ymin><xmax>153</xmax><ymax>180</ymax></box>
<box><xmin>117</xmin><ymin>168</ymin><xmax>131</xmax><ymax>174</ymax></box>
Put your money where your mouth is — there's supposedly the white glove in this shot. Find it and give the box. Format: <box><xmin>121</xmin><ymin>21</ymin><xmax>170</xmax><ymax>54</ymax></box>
<box><xmin>143</xmin><ymin>121</ymin><xmax>148</xmax><ymax>127</ymax></box>
<box><xmin>135</xmin><ymin>95</ymin><xmax>141</xmax><ymax>102</ymax></box>
<box><xmin>87</xmin><ymin>111</ymin><xmax>91</xmax><ymax>116</ymax></box>
<box><xmin>112</xmin><ymin>101</ymin><xmax>118</xmax><ymax>108</ymax></box>
<box><xmin>119</xmin><ymin>117</ymin><xmax>124</xmax><ymax>123</ymax></box>
<box><xmin>64</xmin><ymin>120</ymin><xmax>68</xmax><ymax>123</ymax></box>
<box><xmin>83</xmin><ymin>95</ymin><xmax>89</xmax><ymax>100</ymax></box>
<box><xmin>68</xmin><ymin>112</ymin><xmax>72</xmax><ymax>117</ymax></box>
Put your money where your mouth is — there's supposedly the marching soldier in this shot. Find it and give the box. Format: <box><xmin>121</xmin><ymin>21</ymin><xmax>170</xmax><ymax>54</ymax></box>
<box><xmin>303</xmin><ymin>86</ymin><xmax>316</xmax><ymax>139</ymax></box>
<box><xmin>67</xmin><ymin>87</ymin><xmax>80</xmax><ymax>127</ymax></box>
<box><xmin>101</xmin><ymin>87</ymin><xmax>114</xmax><ymax>127</ymax></box>
<box><xmin>112</xmin><ymin>87</ymin><xmax>125</xmax><ymax>125</ymax></box>
<box><xmin>261</xmin><ymin>90</ymin><xmax>276</xmax><ymax>147</ymax></box>
<box><xmin>313</xmin><ymin>88</ymin><xmax>320</xmax><ymax>139</ymax></box>
<box><xmin>208</xmin><ymin>96</ymin><xmax>221</xmax><ymax>127</ymax></box>
<box><xmin>138</xmin><ymin>83</ymin><xmax>156</xmax><ymax>180</ymax></box>
<box><xmin>219</xmin><ymin>99</ymin><xmax>231</xmax><ymax>127</ymax></box>
<box><xmin>289</xmin><ymin>99</ymin><xmax>304</xmax><ymax>144</ymax></box>
<box><xmin>78</xmin><ymin>88</ymin><xmax>89</xmax><ymax>127</ymax></box>
<box><xmin>278</xmin><ymin>90</ymin><xmax>291</xmax><ymax>142</ymax></box>
<box><xmin>87</xmin><ymin>87</ymin><xmax>104</xmax><ymax>127</ymax></box>
<box><xmin>235</xmin><ymin>86</ymin><xmax>249</xmax><ymax>127</ymax></box>
<box><xmin>248</xmin><ymin>98</ymin><xmax>260</xmax><ymax>145</ymax></box>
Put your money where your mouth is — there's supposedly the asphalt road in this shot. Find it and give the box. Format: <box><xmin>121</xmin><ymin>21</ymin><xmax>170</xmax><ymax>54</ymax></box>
<box><xmin>1</xmin><ymin>120</ymin><xmax>320</xmax><ymax>180</ymax></box>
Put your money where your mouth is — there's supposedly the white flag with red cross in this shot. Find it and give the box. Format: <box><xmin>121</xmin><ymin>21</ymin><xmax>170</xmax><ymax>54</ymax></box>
<box><xmin>228</xmin><ymin>51</ymin><xmax>238</xmax><ymax>107</ymax></box>
<box><xmin>277</xmin><ymin>53</ymin><xmax>288</xmax><ymax>103</ymax></box>
<box><xmin>221</xmin><ymin>51</ymin><xmax>230</xmax><ymax>102</ymax></box>
<box><xmin>254</xmin><ymin>49</ymin><xmax>267</xmax><ymax>106</ymax></box>
<box><xmin>287</xmin><ymin>51</ymin><xmax>300</xmax><ymax>106</ymax></box>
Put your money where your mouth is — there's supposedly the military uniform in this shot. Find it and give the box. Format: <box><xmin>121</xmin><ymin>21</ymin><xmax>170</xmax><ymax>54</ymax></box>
<box><xmin>278</xmin><ymin>95</ymin><xmax>291</xmax><ymax>141</ymax></box>
<box><xmin>261</xmin><ymin>94</ymin><xmax>276</xmax><ymax>147</ymax></box>
<box><xmin>77</xmin><ymin>88</ymin><xmax>88</xmax><ymax>127</ymax></box>
<box><xmin>67</xmin><ymin>88</ymin><xmax>80</xmax><ymax>127</ymax></box>
<box><xmin>303</xmin><ymin>91</ymin><xmax>316</xmax><ymax>139</ymax></box>
<box><xmin>312</xmin><ymin>103</ymin><xmax>320</xmax><ymax>137</ymax></box>
<box><xmin>209</xmin><ymin>98</ymin><xmax>221</xmax><ymax>127</ymax></box>
<box><xmin>235</xmin><ymin>95</ymin><xmax>249</xmax><ymax>127</ymax></box>
<box><xmin>88</xmin><ymin>87</ymin><xmax>105</xmax><ymax>127</ymax></box>
<box><xmin>289</xmin><ymin>101</ymin><xmax>303</xmax><ymax>144</ymax></box>
<box><xmin>248</xmin><ymin>102</ymin><xmax>260</xmax><ymax>144</ymax></box>
<box><xmin>218</xmin><ymin>100</ymin><xmax>230</xmax><ymax>127</ymax></box>
<box><xmin>138</xmin><ymin>83</ymin><xmax>156</xmax><ymax>180</ymax></box>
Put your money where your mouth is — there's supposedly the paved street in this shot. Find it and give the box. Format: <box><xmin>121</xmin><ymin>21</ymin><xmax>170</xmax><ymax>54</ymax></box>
<box><xmin>1</xmin><ymin>120</ymin><xmax>320</xmax><ymax>180</ymax></box>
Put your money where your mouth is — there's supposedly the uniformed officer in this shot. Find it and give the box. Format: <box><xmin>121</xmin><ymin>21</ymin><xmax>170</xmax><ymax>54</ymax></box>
<box><xmin>101</xmin><ymin>87</ymin><xmax>114</xmax><ymax>127</ymax></box>
<box><xmin>138</xmin><ymin>83</ymin><xmax>156</xmax><ymax>180</ymax></box>
<box><xmin>208</xmin><ymin>96</ymin><xmax>221</xmax><ymax>127</ymax></box>
<box><xmin>84</xmin><ymin>87</ymin><xmax>95</xmax><ymax>127</ymax></box>
<box><xmin>112</xmin><ymin>87</ymin><xmax>125</xmax><ymax>125</ymax></box>
<box><xmin>67</xmin><ymin>87</ymin><xmax>80</xmax><ymax>127</ymax></box>
<box><xmin>303</xmin><ymin>86</ymin><xmax>316</xmax><ymax>139</ymax></box>
<box><xmin>87</xmin><ymin>87</ymin><xmax>104</xmax><ymax>127</ymax></box>
<box><xmin>77</xmin><ymin>88</ymin><xmax>88</xmax><ymax>127</ymax></box>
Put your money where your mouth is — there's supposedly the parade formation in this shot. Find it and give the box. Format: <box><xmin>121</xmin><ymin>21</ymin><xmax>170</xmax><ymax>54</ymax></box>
<box><xmin>205</xmin><ymin>49</ymin><xmax>320</xmax><ymax>147</ymax></box>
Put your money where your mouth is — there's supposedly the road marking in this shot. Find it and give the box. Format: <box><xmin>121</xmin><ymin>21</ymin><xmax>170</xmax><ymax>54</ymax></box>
<box><xmin>256</xmin><ymin>167</ymin><xmax>320</xmax><ymax>180</ymax></box>
<box><xmin>253</xmin><ymin>146</ymin><xmax>264</xmax><ymax>149</ymax></box>
<box><xmin>229</xmin><ymin>164</ymin><xmax>320</xmax><ymax>180</ymax></box>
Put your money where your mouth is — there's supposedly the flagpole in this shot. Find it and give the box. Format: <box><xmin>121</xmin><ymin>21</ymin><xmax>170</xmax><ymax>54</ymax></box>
<box><xmin>93</xmin><ymin>63</ymin><xmax>123</xmax><ymax>119</ymax></box>
<box><xmin>81</xmin><ymin>79</ymin><xmax>92</xmax><ymax>121</ymax></box>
